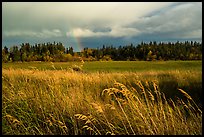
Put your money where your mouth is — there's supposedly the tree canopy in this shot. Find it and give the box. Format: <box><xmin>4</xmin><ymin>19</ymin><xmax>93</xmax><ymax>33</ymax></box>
<box><xmin>2</xmin><ymin>41</ymin><xmax>202</xmax><ymax>62</ymax></box>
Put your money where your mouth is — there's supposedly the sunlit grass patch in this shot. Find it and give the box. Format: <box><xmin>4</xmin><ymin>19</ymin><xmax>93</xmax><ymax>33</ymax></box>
<box><xmin>2</xmin><ymin>67</ymin><xmax>202</xmax><ymax>135</ymax></box>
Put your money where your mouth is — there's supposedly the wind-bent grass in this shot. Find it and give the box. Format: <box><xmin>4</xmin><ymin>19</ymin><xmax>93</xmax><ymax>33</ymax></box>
<box><xmin>2</xmin><ymin>68</ymin><xmax>202</xmax><ymax>135</ymax></box>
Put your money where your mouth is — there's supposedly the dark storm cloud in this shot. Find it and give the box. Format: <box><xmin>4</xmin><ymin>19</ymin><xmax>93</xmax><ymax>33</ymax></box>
<box><xmin>126</xmin><ymin>2</ymin><xmax>202</xmax><ymax>39</ymax></box>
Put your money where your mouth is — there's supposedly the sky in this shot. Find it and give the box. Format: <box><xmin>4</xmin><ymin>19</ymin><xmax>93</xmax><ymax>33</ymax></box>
<box><xmin>2</xmin><ymin>2</ymin><xmax>202</xmax><ymax>52</ymax></box>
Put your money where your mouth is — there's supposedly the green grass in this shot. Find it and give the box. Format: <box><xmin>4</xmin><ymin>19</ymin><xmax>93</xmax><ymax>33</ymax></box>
<box><xmin>2</xmin><ymin>62</ymin><xmax>82</xmax><ymax>71</ymax></box>
<box><xmin>83</xmin><ymin>61</ymin><xmax>202</xmax><ymax>72</ymax></box>
<box><xmin>2</xmin><ymin>60</ymin><xmax>202</xmax><ymax>72</ymax></box>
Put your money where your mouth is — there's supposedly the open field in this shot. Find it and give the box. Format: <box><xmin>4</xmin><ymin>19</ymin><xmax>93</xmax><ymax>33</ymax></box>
<box><xmin>2</xmin><ymin>60</ymin><xmax>202</xmax><ymax>72</ymax></box>
<box><xmin>2</xmin><ymin>61</ymin><xmax>202</xmax><ymax>135</ymax></box>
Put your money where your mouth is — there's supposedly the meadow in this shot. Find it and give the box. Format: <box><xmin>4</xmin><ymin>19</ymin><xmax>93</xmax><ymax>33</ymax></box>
<box><xmin>2</xmin><ymin>60</ymin><xmax>202</xmax><ymax>72</ymax></box>
<box><xmin>2</xmin><ymin>61</ymin><xmax>202</xmax><ymax>135</ymax></box>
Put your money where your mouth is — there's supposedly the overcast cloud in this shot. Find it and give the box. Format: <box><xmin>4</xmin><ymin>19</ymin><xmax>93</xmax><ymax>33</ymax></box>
<box><xmin>2</xmin><ymin>2</ymin><xmax>202</xmax><ymax>51</ymax></box>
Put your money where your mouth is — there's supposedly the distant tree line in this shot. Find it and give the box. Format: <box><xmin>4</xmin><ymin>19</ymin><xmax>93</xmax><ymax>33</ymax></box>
<box><xmin>2</xmin><ymin>42</ymin><xmax>77</xmax><ymax>62</ymax></box>
<box><xmin>2</xmin><ymin>41</ymin><xmax>202</xmax><ymax>62</ymax></box>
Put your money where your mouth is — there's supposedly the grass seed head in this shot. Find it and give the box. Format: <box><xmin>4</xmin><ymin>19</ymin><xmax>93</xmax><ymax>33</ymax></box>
<box><xmin>178</xmin><ymin>89</ymin><xmax>192</xmax><ymax>100</ymax></box>
<box><xmin>91</xmin><ymin>103</ymin><xmax>103</xmax><ymax>113</ymax></box>
<box><xmin>148</xmin><ymin>91</ymin><xmax>155</xmax><ymax>101</ymax></box>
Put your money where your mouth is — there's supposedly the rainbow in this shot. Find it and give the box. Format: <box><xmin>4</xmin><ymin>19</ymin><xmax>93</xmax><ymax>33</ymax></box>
<box><xmin>75</xmin><ymin>37</ymin><xmax>83</xmax><ymax>52</ymax></box>
<box><xmin>66</xmin><ymin>28</ymin><xmax>83</xmax><ymax>52</ymax></box>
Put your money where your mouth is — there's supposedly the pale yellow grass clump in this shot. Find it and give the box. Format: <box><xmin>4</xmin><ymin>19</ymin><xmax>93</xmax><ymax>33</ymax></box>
<box><xmin>2</xmin><ymin>68</ymin><xmax>202</xmax><ymax>135</ymax></box>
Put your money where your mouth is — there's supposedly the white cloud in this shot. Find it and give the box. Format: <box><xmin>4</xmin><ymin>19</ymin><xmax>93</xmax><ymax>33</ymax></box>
<box><xmin>66</xmin><ymin>28</ymin><xmax>104</xmax><ymax>38</ymax></box>
<box><xmin>2</xmin><ymin>2</ymin><xmax>173</xmax><ymax>31</ymax></box>
<box><xmin>2</xmin><ymin>2</ymin><xmax>202</xmax><ymax>46</ymax></box>
<box><xmin>40</xmin><ymin>29</ymin><xmax>62</xmax><ymax>38</ymax></box>
<box><xmin>3</xmin><ymin>30</ymin><xmax>37</xmax><ymax>37</ymax></box>
<box><xmin>66</xmin><ymin>26</ymin><xmax>140</xmax><ymax>38</ymax></box>
<box><xmin>3</xmin><ymin>29</ymin><xmax>62</xmax><ymax>38</ymax></box>
<box><xmin>108</xmin><ymin>26</ymin><xmax>140</xmax><ymax>37</ymax></box>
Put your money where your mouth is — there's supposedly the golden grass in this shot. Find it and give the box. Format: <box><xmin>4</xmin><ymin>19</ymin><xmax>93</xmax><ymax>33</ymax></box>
<box><xmin>2</xmin><ymin>68</ymin><xmax>202</xmax><ymax>135</ymax></box>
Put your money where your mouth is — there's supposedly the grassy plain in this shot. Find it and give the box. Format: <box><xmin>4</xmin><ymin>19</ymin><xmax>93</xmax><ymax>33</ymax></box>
<box><xmin>2</xmin><ymin>60</ymin><xmax>202</xmax><ymax>72</ymax></box>
<box><xmin>2</xmin><ymin>61</ymin><xmax>202</xmax><ymax>135</ymax></box>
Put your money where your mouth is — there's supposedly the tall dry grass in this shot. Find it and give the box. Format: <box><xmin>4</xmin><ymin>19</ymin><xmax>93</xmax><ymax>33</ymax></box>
<box><xmin>2</xmin><ymin>68</ymin><xmax>202</xmax><ymax>135</ymax></box>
